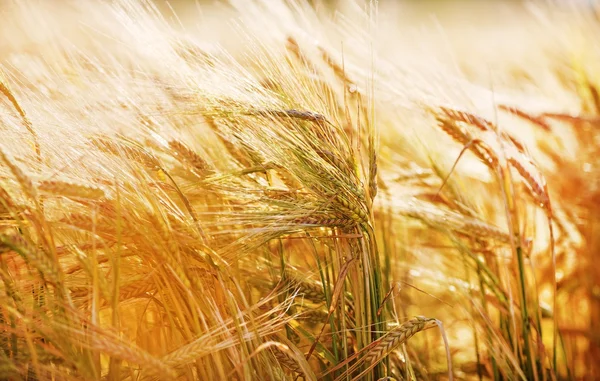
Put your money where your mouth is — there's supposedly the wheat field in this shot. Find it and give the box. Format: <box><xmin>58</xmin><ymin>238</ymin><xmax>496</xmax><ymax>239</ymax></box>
<box><xmin>0</xmin><ymin>0</ymin><xmax>598</xmax><ymax>380</ymax></box>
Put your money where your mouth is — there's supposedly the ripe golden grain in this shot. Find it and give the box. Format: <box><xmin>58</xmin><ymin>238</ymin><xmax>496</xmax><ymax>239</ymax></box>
<box><xmin>0</xmin><ymin>148</ymin><xmax>37</xmax><ymax>201</ymax></box>
<box><xmin>38</xmin><ymin>180</ymin><xmax>106</xmax><ymax>200</ymax></box>
<box><xmin>168</xmin><ymin>140</ymin><xmax>211</xmax><ymax>176</ymax></box>
<box><xmin>364</xmin><ymin>316</ymin><xmax>437</xmax><ymax>365</ymax></box>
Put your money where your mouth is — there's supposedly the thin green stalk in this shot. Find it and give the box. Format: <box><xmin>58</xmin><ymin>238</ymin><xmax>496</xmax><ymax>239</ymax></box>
<box><xmin>477</xmin><ymin>261</ymin><xmax>499</xmax><ymax>381</ymax></box>
<box><xmin>330</xmin><ymin>238</ymin><xmax>340</xmax><ymax>370</ymax></box>
<box><xmin>363</xmin><ymin>225</ymin><xmax>385</xmax><ymax>379</ymax></box>
<box><xmin>516</xmin><ymin>245</ymin><xmax>534</xmax><ymax>379</ymax></box>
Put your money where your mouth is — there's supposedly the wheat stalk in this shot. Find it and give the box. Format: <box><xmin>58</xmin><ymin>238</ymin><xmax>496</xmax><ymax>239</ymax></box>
<box><xmin>147</xmin><ymin>213</ymin><xmax>191</xmax><ymax>289</ymax></box>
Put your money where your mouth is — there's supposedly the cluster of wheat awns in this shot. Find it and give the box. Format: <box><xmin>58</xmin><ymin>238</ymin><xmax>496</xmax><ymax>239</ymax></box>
<box><xmin>0</xmin><ymin>0</ymin><xmax>599</xmax><ymax>380</ymax></box>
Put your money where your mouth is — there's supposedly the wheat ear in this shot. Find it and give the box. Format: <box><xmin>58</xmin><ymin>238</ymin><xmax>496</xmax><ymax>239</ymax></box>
<box><xmin>38</xmin><ymin>180</ymin><xmax>105</xmax><ymax>200</ymax></box>
<box><xmin>0</xmin><ymin>234</ymin><xmax>59</xmax><ymax>285</ymax></box>
<box><xmin>0</xmin><ymin>72</ymin><xmax>41</xmax><ymax>160</ymax></box>
<box><xmin>331</xmin><ymin>316</ymin><xmax>437</xmax><ymax>381</ymax></box>
<box><xmin>498</xmin><ymin>105</ymin><xmax>552</xmax><ymax>132</ymax></box>
<box><xmin>292</xmin><ymin>215</ymin><xmax>355</xmax><ymax>228</ymax></box>
<box><xmin>0</xmin><ymin>148</ymin><xmax>38</xmax><ymax>201</ymax></box>
<box><xmin>271</xmin><ymin>344</ymin><xmax>304</xmax><ymax>374</ymax></box>
<box><xmin>364</xmin><ymin>316</ymin><xmax>437</xmax><ymax>364</ymax></box>
<box><xmin>168</xmin><ymin>140</ymin><xmax>211</xmax><ymax>176</ymax></box>
<box><xmin>92</xmin><ymin>137</ymin><xmax>160</xmax><ymax>169</ymax></box>
<box><xmin>439</xmin><ymin>106</ymin><xmax>494</xmax><ymax>132</ymax></box>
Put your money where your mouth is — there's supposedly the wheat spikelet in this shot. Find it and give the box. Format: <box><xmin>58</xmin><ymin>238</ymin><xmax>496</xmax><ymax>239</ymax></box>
<box><xmin>287</xmin><ymin>277</ymin><xmax>326</xmax><ymax>303</ymax></box>
<box><xmin>61</xmin><ymin>213</ymin><xmax>96</xmax><ymax>232</ymax></box>
<box><xmin>88</xmin><ymin>335</ymin><xmax>175</xmax><ymax>380</ymax></box>
<box><xmin>293</xmin><ymin>215</ymin><xmax>354</xmax><ymax>227</ymax></box>
<box><xmin>38</xmin><ymin>180</ymin><xmax>105</xmax><ymax>200</ymax></box>
<box><xmin>0</xmin><ymin>148</ymin><xmax>37</xmax><ymax>201</ymax></box>
<box><xmin>436</xmin><ymin>117</ymin><xmax>499</xmax><ymax>169</ymax></box>
<box><xmin>439</xmin><ymin>106</ymin><xmax>494</xmax><ymax>132</ymax></box>
<box><xmin>364</xmin><ymin>316</ymin><xmax>437</xmax><ymax>364</ymax></box>
<box><xmin>205</xmin><ymin>118</ymin><xmax>253</xmax><ymax>167</ymax></box>
<box><xmin>271</xmin><ymin>344</ymin><xmax>304</xmax><ymax>374</ymax></box>
<box><xmin>263</xmin><ymin>189</ymin><xmax>300</xmax><ymax>201</ymax></box>
<box><xmin>471</xmin><ymin>140</ymin><xmax>499</xmax><ymax>169</ymax></box>
<box><xmin>274</xmin><ymin>168</ymin><xmax>303</xmax><ymax>190</ymax></box>
<box><xmin>0</xmin><ymin>234</ymin><xmax>59</xmax><ymax>285</ymax></box>
<box><xmin>117</xmin><ymin>279</ymin><xmax>157</xmax><ymax>302</ymax></box>
<box><xmin>369</xmin><ymin>156</ymin><xmax>378</xmax><ymax>201</ymax></box>
<box><xmin>334</xmin><ymin>195</ymin><xmax>368</xmax><ymax>224</ymax></box>
<box><xmin>69</xmin><ymin>286</ymin><xmax>91</xmax><ymax>299</ymax></box>
<box><xmin>0</xmin><ymin>187</ymin><xmax>15</xmax><ymax>224</ymax></box>
<box><xmin>504</xmin><ymin>132</ymin><xmax>528</xmax><ymax>155</ymax></box>
<box><xmin>61</xmin><ymin>213</ymin><xmax>121</xmax><ymax>237</ymax></box>
<box><xmin>92</xmin><ymin>137</ymin><xmax>159</xmax><ymax>169</ymax></box>
<box><xmin>316</xmin><ymin>149</ymin><xmax>353</xmax><ymax>175</ymax></box>
<box><xmin>0</xmin><ymin>72</ymin><xmax>40</xmax><ymax>159</ymax></box>
<box><xmin>303</xmin><ymin>308</ymin><xmax>328</xmax><ymax>325</ymax></box>
<box><xmin>459</xmin><ymin>217</ymin><xmax>511</xmax><ymax>243</ymax></box>
<box><xmin>168</xmin><ymin>140</ymin><xmax>211</xmax><ymax>176</ymax></box>
<box><xmin>252</xmin><ymin>108</ymin><xmax>327</xmax><ymax>124</ymax></box>
<box><xmin>0</xmin><ymin>187</ymin><xmax>15</xmax><ymax>209</ymax></box>
<box><xmin>318</xmin><ymin>45</ymin><xmax>355</xmax><ymax>86</ymax></box>
<box><xmin>499</xmin><ymin>105</ymin><xmax>552</xmax><ymax>132</ymax></box>
<box><xmin>540</xmin><ymin>112</ymin><xmax>600</xmax><ymax>125</ymax></box>
<box><xmin>282</xmin><ymin>271</ymin><xmax>354</xmax><ymax>307</ymax></box>
<box><xmin>315</xmin><ymin>149</ymin><xmax>364</xmax><ymax>197</ymax></box>
<box><xmin>507</xmin><ymin>155</ymin><xmax>549</xmax><ymax>206</ymax></box>
<box><xmin>307</xmin><ymin>169</ymin><xmax>363</xmax><ymax>200</ymax></box>
<box><xmin>434</xmin><ymin>116</ymin><xmax>471</xmax><ymax>146</ymax></box>
<box><xmin>160</xmin><ymin>337</ymin><xmax>218</xmax><ymax>368</ymax></box>
<box><xmin>444</xmin><ymin>105</ymin><xmax>531</xmax><ymax>154</ymax></box>
<box><xmin>69</xmin><ymin>279</ymin><xmax>156</xmax><ymax>305</ymax></box>
<box><xmin>286</xmin><ymin>36</ymin><xmax>316</xmax><ymax>71</ymax></box>
<box><xmin>439</xmin><ymin>106</ymin><xmax>530</xmax><ymax>160</ymax></box>
<box><xmin>398</xmin><ymin>203</ymin><xmax>510</xmax><ymax>243</ymax></box>
<box><xmin>0</xmin><ymin>268</ymin><xmax>24</xmax><ymax>312</ymax></box>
